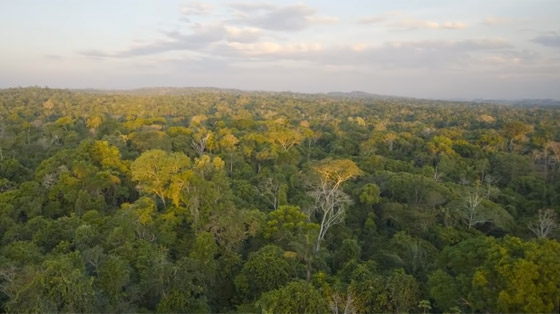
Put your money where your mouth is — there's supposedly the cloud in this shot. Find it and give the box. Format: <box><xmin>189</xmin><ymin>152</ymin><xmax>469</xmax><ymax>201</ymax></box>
<box><xmin>357</xmin><ymin>11</ymin><xmax>404</xmax><ymax>25</ymax></box>
<box><xmin>392</xmin><ymin>18</ymin><xmax>467</xmax><ymax>30</ymax></box>
<box><xmin>483</xmin><ymin>56</ymin><xmax>521</xmax><ymax>65</ymax></box>
<box><xmin>228</xmin><ymin>2</ymin><xmax>276</xmax><ymax>12</ymax></box>
<box><xmin>358</xmin><ymin>16</ymin><xmax>387</xmax><ymax>24</ymax></box>
<box><xmin>80</xmin><ymin>49</ymin><xmax>114</xmax><ymax>58</ymax></box>
<box><xmin>80</xmin><ymin>23</ymin><xmax>231</xmax><ymax>58</ymax></box>
<box><xmin>483</xmin><ymin>17</ymin><xmax>520</xmax><ymax>25</ymax></box>
<box><xmin>225</xmin><ymin>26</ymin><xmax>262</xmax><ymax>43</ymax></box>
<box><xmin>532</xmin><ymin>33</ymin><xmax>560</xmax><ymax>48</ymax></box>
<box><xmin>441</xmin><ymin>22</ymin><xmax>468</xmax><ymax>29</ymax></box>
<box><xmin>80</xmin><ymin>21</ymin><xmax>268</xmax><ymax>58</ymax></box>
<box><xmin>306</xmin><ymin>15</ymin><xmax>339</xmax><ymax>24</ymax></box>
<box><xmin>350</xmin><ymin>43</ymin><xmax>368</xmax><ymax>52</ymax></box>
<box><xmin>209</xmin><ymin>38</ymin><xmax>513</xmax><ymax>71</ymax></box>
<box><xmin>471</xmin><ymin>48</ymin><xmax>541</xmax><ymax>67</ymax></box>
<box><xmin>181</xmin><ymin>2</ymin><xmax>214</xmax><ymax>16</ymax></box>
<box><xmin>376</xmin><ymin>39</ymin><xmax>511</xmax><ymax>57</ymax></box>
<box><xmin>447</xmin><ymin>39</ymin><xmax>511</xmax><ymax>50</ymax></box>
<box><xmin>44</xmin><ymin>54</ymin><xmax>63</xmax><ymax>60</ymax></box>
<box><xmin>358</xmin><ymin>12</ymin><xmax>465</xmax><ymax>30</ymax></box>
<box><xmin>228</xmin><ymin>2</ymin><xmax>337</xmax><ymax>31</ymax></box>
<box><xmin>226</xmin><ymin>42</ymin><xmax>323</xmax><ymax>56</ymax></box>
<box><xmin>282</xmin><ymin>39</ymin><xmax>514</xmax><ymax>70</ymax></box>
<box><xmin>79</xmin><ymin>3</ymin><xmax>339</xmax><ymax>59</ymax></box>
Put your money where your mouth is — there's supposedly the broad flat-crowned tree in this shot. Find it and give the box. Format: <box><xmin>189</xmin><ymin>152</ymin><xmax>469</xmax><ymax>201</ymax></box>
<box><xmin>472</xmin><ymin>236</ymin><xmax>560</xmax><ymax>313</ymax></box>
<box><xmin>428</xmin><ymin>270</ymin><xmax>459</xmax><ymax>311</ymax></box>
<box><xmin>501</xmin><ymin>121</ymin><xmax>532</xmax><ymax>151</ymax></box>
<box><xmin>234</xmin><ymin>245</ymin><xmax>295</xmax><ymax>301</ymax></box>
<box><xmin>430</xmin><ymin>235</ymin><xmax>560</xmax><ymax>313</ymax></box>
<box><xmin>96</xmin><ymin>255</ymin><xmax>130</xmax><ymax>306</ymax></box>
<box><xmin>385</xmin><ymin>269</ymin><xmax>420</xmax><ymax>313</ymax></box>
<box><xmin>217</xmin><ymin>129</ymin><xmax>240</xmax><ymax>173</ymax></box>
<box><xmin>128</xmin><ymin>130</ymin><xmax>172</xmax><ymax>152</ymax></box>
<box><xmin>427</xmin><ymin>135</ymin><xmax>457</xmax><ymax>179</ymax></box>
<box><xmin>267</xmin><ymin>124</ymin><xmax>304</xmax><ymax>153</ymax></box>
<box><xmin>256</xmin><ymin>280</ymin><xmax>328</xmax><ymax>314</ymax></box>
<box><xmin>130</xmin><ymin>149</ymin><xmax>191</xmax><ymax>208</ymax></box>
<box><xmin>155</xmin><ymin>255</ymin><xmax>210</xmax><ymax>313</ymax></box>
<box><xmin>264</xmin><ymin>205</ymin><xmax>319</xmax><ymax>281</ymax></box>
<box><xmin>359</xmin><ymin>183</ymin><xmax>381</xmax><ymax>206</ymax></box>
<box><xmin>264</xmin><ymin>205</ymin><xmax>317</xmax><ymax>247</ymax></box>
<box><xmin>5</xmin><ymin>252</ymin><xmax>99</xmax><ymax>313</ymax></box>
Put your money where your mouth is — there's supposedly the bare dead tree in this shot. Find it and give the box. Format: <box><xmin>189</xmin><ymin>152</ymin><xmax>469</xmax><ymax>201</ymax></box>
<box><xmin>483</xmin><ymin>174</ymin><xmax>499</xmax><ymax>198</ymax></box>
<box><xmin>310</xmin><ymin>186</ymin><xmax>352</xmax><ymax>252</ymax></box>
<box><xmin>457</xmin><ymin>188</ymin><xmax>491</xmax><ymax>229</ymax></box>
<box><xmin>328</xmin><ymin>290</ymin><xmax>357</xmax><ymax>314</ymax></box>
<box><xmin>256</xmin><ymin>177</ymin><xmax>281</xmax><ymax>210</ymax></box>
<box><xmin>528</xmin><ymin>209</ymin><xmax>558</xmax><ymax>238</ymax></box>
<box><xmin>191</xmin><ymin>131</ymin><xmax>211</xmax><ymax>157</ymax></box>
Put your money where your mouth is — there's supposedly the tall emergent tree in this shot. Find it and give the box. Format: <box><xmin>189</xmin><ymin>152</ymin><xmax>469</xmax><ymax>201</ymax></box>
<box><xmin>130</xmin><ymin>149</ymin><xmax>191</xmax><ymax>208</ymax></box>
<box><xmin>310</xmin><ymin>159</ymin><xmax>363</xmax><ymax>252</ymax></box>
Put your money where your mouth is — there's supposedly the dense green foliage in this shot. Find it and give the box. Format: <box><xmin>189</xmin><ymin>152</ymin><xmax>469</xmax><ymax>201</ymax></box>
<box><xmin>0</xmin><ymin>87</ymin><xmax>559</xmax><ymax>313</ymax></box>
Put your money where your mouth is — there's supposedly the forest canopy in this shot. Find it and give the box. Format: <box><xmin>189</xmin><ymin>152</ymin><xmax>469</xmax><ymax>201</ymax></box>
<box><xmin>0</xmin><ymin>87</ymin><xmax>558</xmax><ymax>313</ymax></box>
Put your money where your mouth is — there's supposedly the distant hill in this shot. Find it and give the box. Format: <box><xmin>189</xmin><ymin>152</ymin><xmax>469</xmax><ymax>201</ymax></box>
<box><xmin>448</xmin><ymin>97</ymin><xmax>560</xmax><ymax>107</ymax></box>
<box><xmin>476</xmin><ymin>98</ymin><xmax>560</xmax><ymax>107</ymax></box>
<box><xmin>73</xmin><ymin>87</ymin><xmax>245</xmax><ymax>95</ymax></box>
<box><xmin>323</xmin><ymin>91</ymin><xmax>404</xmax><ymax>100</ymax></box>
<box><xmin>75</xmin><ymin>88</ymin><xmax>414</xmax><ymax>102</ymax></box>
<box><xmin>12</xmin><ymin>86</ymin><xmax>557</xmax><ymax>107</ymax></box>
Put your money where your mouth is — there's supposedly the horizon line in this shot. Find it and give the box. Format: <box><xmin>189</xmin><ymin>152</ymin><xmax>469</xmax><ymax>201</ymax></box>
<box><xmin>1</xmin><ymin>85</ymin><xmax>559</xmax><ymax>103</ymax></box>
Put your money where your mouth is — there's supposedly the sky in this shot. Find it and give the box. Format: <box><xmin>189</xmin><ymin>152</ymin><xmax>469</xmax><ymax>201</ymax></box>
<box><xmin>1</xmin><ymin>0</ymin><xmax>559</xmax><ymax>99</ymax></box>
